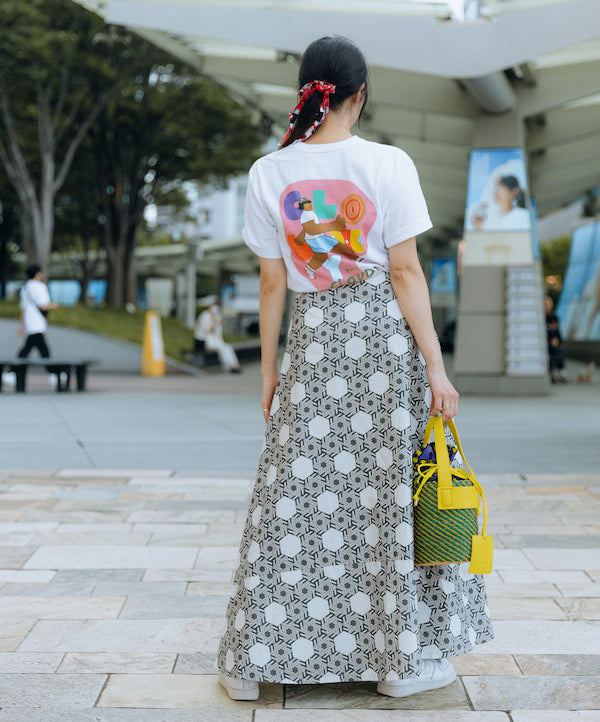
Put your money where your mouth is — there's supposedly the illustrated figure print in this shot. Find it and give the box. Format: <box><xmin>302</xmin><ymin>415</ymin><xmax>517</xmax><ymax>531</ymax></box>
<box><xmin>280</xmin><ymin>180</ymin><xmax>379</xmax><ymax>290</ymax></box>
<box><xmin>295</xmin><ymin>196</ymin><xmax>364</xmax><ymax>280</ymax></box>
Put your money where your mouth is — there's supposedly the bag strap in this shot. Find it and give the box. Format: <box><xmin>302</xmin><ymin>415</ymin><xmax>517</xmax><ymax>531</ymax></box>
<box><xmin>420</xmin><ymin>415</ymin><xmax>489</xmax><ymax>537</ymax></box>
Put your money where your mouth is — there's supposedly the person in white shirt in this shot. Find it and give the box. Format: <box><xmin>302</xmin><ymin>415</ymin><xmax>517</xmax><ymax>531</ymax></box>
<box><xmin>17</xmin><ymin>264</ymin><xmax>58</xmax><ymax>359</ymax></box>
<box><xmin>217</xmin><ymin>35</ymin><xmax>492</xmax><ymax>702</ymax></box>
<box><xmin>472</xmin><ymin>175</ymin><xmax>530</xmax><ymax>232</ymax></box>
<box><xmin>194</xmin><ymin>298</ymin><xmax>241</xmax><ymax>373</ymax></box>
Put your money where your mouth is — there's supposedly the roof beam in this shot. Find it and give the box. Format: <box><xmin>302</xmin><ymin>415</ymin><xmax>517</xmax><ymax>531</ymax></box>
<box><xmin>104</xmin><ymin>0</ymin><xmax>600</xmax><ymax>78</ymax></box>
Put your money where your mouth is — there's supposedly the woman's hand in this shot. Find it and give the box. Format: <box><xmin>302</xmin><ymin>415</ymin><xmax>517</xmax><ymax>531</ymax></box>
<box><xmin>427</xmin><ymin>365</ymin><xmax>459</xmax><ymax>424</ymax></box>
<box><xmin>261</xmin><ymin>374</ymin><xmax>279</xmax><ymax>423</ymax></box>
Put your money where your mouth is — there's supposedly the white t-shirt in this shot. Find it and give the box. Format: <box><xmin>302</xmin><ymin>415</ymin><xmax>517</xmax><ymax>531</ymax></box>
<box><xmin>20</xmin><ymin>279</ymin><xmax>50</xmax><ymax>335</ymax></box>
<box><xmin>300</xmin><ymin>209</ymin><xmax>322</xmax><ymax>240</ymax></box>
<box><xmin>482</xmin><ymin>206</ymin><xmax>530</xmax><ymax>232</ymax></box>
<box><xmin>242</xmin><ymin>135</ymin><xmax>432</xmax><ymax>292</ymax></box>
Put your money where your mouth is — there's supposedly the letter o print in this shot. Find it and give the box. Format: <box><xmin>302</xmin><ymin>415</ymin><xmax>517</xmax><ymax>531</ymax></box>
<box><xmin>341</xmin><ymin>193</ymin><xmax>366</xmax><ymax>225</ymax></box>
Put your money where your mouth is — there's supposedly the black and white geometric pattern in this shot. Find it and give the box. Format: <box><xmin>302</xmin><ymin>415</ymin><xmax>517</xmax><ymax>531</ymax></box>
<box><xmin>216</xmin><ymin>271</ymin><xmax>494</xmax><ymax>684</ymax></box>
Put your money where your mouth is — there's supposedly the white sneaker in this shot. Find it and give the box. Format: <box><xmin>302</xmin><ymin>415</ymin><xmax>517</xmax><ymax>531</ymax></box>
<box><xmin>218</xmin><ymin>672</ymin><xmax>259</xmax><ymax>700</ymax></box>
<box><xmin>2</xmin><ymin>372</ymin><xmax>16</xmax><ymax>388</ymax></box>
<box><xmin>377</xmin><ymin>659</ymin><xmax>456</xmax><ymax>698</ymax></box>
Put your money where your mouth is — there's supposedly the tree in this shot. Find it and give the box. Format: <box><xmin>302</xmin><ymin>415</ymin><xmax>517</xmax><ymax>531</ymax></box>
<box><xmin>71</xmin><ymin>53</ymin><xmax>260</xmax><ymax>306</ymax></box>
<box><xmin>0</xmin><ymin>0</ymin><xmax>120</xmax><ymax>268</ymax></box>
<box><xmin>541</xmin><ymin>233</ymin><xmax>571</xmax><ymax>303</ymax></box>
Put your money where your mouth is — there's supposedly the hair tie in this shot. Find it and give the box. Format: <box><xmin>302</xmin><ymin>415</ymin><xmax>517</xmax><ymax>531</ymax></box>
<box><xmin>279</xmin><ymin>80</ymin><xmax>336</xmax><ymax>147</ymax></box>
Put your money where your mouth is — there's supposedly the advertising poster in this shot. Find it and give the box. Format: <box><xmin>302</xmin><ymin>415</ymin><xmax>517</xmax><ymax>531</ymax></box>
<box><xmin>464</xmin><ymin>148</ymin><xmax>531</xmax><ymax>233</ymax></box>
<box><xmin>556</xmin><ymin>221</ymin><xmax>600</xmax><ymax>341</ymax></box>
<box><xmin>429</xmin><ymin>258</ymin><xmax>457</xmax><ymax>295</ymax></box>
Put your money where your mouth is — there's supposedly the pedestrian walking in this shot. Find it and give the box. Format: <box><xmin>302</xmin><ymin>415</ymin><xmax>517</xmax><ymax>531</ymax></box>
<box><xmin>17</xmin><ymin>264</ymin><xmax>58</xmax><ymax>359</ymax></box>
<box><xmin>216</xmin><ymin>36</ymin><xmax>493</xmax><ymax>700</ymax></box>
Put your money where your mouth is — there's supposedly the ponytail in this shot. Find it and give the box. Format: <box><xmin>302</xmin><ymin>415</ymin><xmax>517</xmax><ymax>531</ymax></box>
<box><xmin>280</xmin><ymin>36</ymin><xmax>369</xmax><ymax>149</ymax></box>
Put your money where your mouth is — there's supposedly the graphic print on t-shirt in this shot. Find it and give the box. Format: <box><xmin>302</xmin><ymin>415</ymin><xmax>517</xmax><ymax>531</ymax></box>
<box><xmin>280</xmin><ymin>179</ymin><xmax>379</xmax><ymax>291</ymax></box>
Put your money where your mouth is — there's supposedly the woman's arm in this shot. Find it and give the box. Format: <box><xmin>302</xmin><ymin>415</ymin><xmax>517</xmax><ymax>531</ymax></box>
<box><xmin>388</xmin><ymin>238</ymin><xmax>458</xmax><ymax>423</ymax></box>
<box><xmin>259</xmin><ymin>257</ymin><xmax>288</xmax><ymax>422</ymax></box>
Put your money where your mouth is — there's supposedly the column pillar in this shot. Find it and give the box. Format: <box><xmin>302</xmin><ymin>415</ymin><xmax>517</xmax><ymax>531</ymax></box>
<box><xmin>453</xmin><ymin>111</ymin><xmax>550</xmax><ymax>395</ymax></box>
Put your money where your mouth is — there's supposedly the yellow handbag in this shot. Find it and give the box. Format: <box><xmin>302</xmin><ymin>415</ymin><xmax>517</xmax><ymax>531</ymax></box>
<box><xmin>412</xmin><ymin>415</ymin><xmax>493</xmax><ymax>574</ymax></box>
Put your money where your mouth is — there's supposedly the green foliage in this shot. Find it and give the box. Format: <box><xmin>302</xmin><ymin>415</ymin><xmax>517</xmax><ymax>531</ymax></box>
<box><xmin>541</xmin><ymin>234</ymin><xmax>571</xmax><ymax>303</ymax></box>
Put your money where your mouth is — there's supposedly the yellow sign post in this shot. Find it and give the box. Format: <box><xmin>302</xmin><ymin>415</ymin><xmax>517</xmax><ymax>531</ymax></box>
<box><xmin>141</xmin><ymin>311</ymin><xmax>166</xmax><ymax>377</ymax></box>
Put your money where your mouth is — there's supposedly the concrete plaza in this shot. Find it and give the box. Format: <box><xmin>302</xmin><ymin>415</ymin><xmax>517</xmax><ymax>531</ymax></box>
<box><xmin>0</xmin><ymin>359</ymin><xmax>598</xmax><ymax>719</ymax></box>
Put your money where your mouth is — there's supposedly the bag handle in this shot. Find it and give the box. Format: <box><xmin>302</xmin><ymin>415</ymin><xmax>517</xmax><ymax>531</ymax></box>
<box><xmin>421</xmin><ymin>415</ymin><xmax>489</xmax><ymax>535</ymax></box>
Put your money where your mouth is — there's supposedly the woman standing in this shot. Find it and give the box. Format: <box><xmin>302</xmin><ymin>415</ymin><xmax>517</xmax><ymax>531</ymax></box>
<box><xmin>216</xmin><ymin>36</ymin><xmax>493</xmax><ymax>700</ymax></box>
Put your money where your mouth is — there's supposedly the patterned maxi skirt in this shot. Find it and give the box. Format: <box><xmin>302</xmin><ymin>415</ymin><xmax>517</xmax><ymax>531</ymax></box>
<box><xmin>216</xmin><ymin>271</ymin><xmax>494</xmax><ymax>684</ymax></box>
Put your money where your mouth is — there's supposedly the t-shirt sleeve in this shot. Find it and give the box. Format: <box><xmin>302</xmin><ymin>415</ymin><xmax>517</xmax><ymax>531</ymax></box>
<box><xmin>242</xmin><ymin>164</ymin><xmax>283</xmax><ymax>259</ymax></box>
<box><xmin>32</xmin><ymin>282</ymin><xmax>51</xmax><ymax>307</ymax></box>
<box><xmin>381</xmin><ymin>150</ymin><xmax>433</xmax><ymax>248</ymax></box>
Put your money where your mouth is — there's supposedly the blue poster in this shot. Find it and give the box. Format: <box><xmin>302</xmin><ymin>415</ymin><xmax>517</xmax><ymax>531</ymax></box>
<box><xmin>556</xmin><ymin>221</ymin><xmax>600</xmax><ymax>341</ymax></box>
<box><xmin>429</xmin><ymin>258</ymin><xmax>457</xmax><ymax>295</ymax></box>
<box><xmin>465</xmin><ymin>148</ymin><xmax>531</xmax><ymax>233</ymax></box>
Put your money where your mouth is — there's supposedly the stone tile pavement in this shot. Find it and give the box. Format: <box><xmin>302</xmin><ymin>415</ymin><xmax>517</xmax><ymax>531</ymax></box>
<box><xmin>0</xmin><ymin>468</ymin><xmax>598</xmax><ymax>720</ymax></box>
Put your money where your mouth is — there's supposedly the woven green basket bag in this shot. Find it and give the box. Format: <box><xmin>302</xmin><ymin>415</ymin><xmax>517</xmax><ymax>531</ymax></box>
<box><xmin>412</xmin><ymin>416</ymin><xmax>493</xmax><ymax>574</ymax></box>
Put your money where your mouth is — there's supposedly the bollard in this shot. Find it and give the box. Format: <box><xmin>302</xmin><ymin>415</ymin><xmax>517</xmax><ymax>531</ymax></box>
<box><xmin>141</xmin><ymin>311</ymin><xmax>166</xmax><ymax>377</ymax></box>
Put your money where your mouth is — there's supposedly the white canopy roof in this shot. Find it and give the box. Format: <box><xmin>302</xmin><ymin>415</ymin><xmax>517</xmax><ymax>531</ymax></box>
<box><xmin>77</xmin><ymin>0</ymin><xmax>600</xmax><ymax>239</ymax></box>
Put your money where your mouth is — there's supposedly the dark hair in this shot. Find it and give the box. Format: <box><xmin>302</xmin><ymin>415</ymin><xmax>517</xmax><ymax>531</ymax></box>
<box><xmin>499</xmin><ymin>175</ymin><xmax>526</xmax><ymax>209</ymax></box>
<box><xmin>26</xmin><ymin>263</ymin><xmax>42</xmax><ymax>279</ymax></box>
<box><xmin>280</xmin><ymin>36</ymin><xmax>369</xmax><ymax>149</ymax></box>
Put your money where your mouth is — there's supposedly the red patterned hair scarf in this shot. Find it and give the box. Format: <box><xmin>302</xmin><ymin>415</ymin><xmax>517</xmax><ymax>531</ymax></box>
<box><xmin>279</xmin><ymin>80</ymin><xmax>336</xmax><ymax>147</ymax></box>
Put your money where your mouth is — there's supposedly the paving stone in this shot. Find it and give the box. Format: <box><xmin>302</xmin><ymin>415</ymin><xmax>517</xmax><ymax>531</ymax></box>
<box><xmin>119</xmin><ymin>594</ymin><xmax>228</xmax><ymax>619</ymax></box>
<box><xmin>497</xmin><ymin>535</ymin><xmax>600</xmax><ymax>549</ymax></box>
<box><xmin>0</xmin><ymin>596</ymin><xmax>123</xmax><ymax>619</ymax></box>
<box><xmin>24</xmin><ymin>545</ymin><xmax>197</xmax><ymax>570</ymax></box>
<box><xmin>463</xmin><ymin>675</ymin><xmax>600</xmax><ymax>710</ymax></box>
<box><xmin>93</xmin><ymin>581</ymin><xmax>187</xmax><ymax>597</ymax></box>
<box><xmin>174</xmin><ymin>652</ymin><xmax>218</xmax><ymax>674</ymax></box>
<box><xmin>284</xmin><ymin>680</ymin><xmax>470</xmax><ymax>709</ymax></box>
<box><xmin>132</xmin><ymin>523</ymin><xmax>209</xmax><ymax>534</ymax></box>
<box><xmin>34</xmin><ymin>531</ymin><xmax>152</xmax><ymax>546</ymax></box>
<box><xmin>58</xmin><ymin>652</ymin><xmax>176</xmax><ymax>674</ymax></box>
<box><xmin>515</xmin><ymin>654</ymin><xmax>600</xmax><ymax>675</ymax></box>
<box><xmin>450</xmin><ymin>654</ymin><xmax>521</xmax><ymax>676</ymax></box>
<box><xmin>0</xmin><ymin>571</ymin><xmax>55</xmax><ymax>583</ymax></box>
<box><xmin>484</xmin><ymin>582</ymin><xmax>558</xmax><ymax>598</ymax></box>
<box><xmin>487</xmin><ymin>597</ymin><xmax>566</xmax><ymax>620</ymax></box>
<box><xmin>0</xmin><ymin>673</ymin><xmax>106</xmax><ymax>707</ymax></box>
<box><xmin>97</xmin><ymin>674</ymin><xmax>283</xmax><ymax>709</ymax></box>
<box><xmin>56</xmin><ymin>469</ymin><xmax>172</xmax><ymax>478</ymax></box>
<box><xmin>556</xmin><ymin>598</ymin><xmax>600</xmax><ymax>620</ymax></box>
<box><xmin>556</xmin><ymin>584</ymin><xmax>600</xmax><ymax>598</ymax></box>
<box><xmin>503</xmin><ymin>525</ymin><xmax>586</xmax><ymax>536</ymax></box>
<box><xmin>194</xmin><ymin>546</ymin><xmax>240</xmax><ymax>569</ymax></box>
<box><xmin>52</xmin><ymin>569</ymin><xmax>144</xmax><ymax>583</ymax></box>
<box><xmin>490</xmin><ymin>550</ymin><xmax>535</xmax><ymax>570</ymax></box>
<box><xmin>511</xmin><ymin>712</ymin><xmax>600</xmax><ymax>721</ymax></box>
<box><xmin>186</xmin><ymin>581</ymin><xmax>235</xmax><ymax>595</ymax></box>
<box><xmin>18</xmin><ymin>618</ymin><xmax>225</xmax><ymax>654</ymax></box>
<box><xmin>475</xmin><ymin>621</ymin><xmax>600</xmax><ymax>654</ymax></box>
<box><xmin>498</xmin><ymin>570</ymin><xmax>590</xmax><ymax>585</ymax></box>
<box><xmin>0</xmin><ymin>619</ymin><xmax>36</xmax><ymax>652</ymax></box>
<box><xmin>0</xmin><ymin>582</ymin><xmax>95</xmax><ymax>596</ymax></box>
<box><xmin>0</xmin><ymin>653</ymin><xmax>63</xmax><ymax>673</ymax></box>
<box><xmin>127</xmin><ymin>510</ymin><xmax>236</xmax><ymax>523</ymax></box>
<box><xmin>143</xmin><ymin>568</ymin><xmax>233</xmax><ymax>582</ymax></box>
<box><xmin>255</xmin><ymin>713</ymin><xmax>510</xmax><ymax>721</ymax></box>
<box><xmin>0</xmin><ymin>547</ymin><xmax>37</xmax><ymax>569</ymax></box>
<box><xmin>0</xmin><ymin>523</ymin><xmax>58</xmax><ymax>533</ymax></box>
<box><xmin>523</xmin><ymin>549</ymin><xmax>600</xmax><ymax>570</ymax></box>
<box><xmin>0</xmin><ymin>712</ymin><xmax>252</xmax><ymax>721</ymax></box>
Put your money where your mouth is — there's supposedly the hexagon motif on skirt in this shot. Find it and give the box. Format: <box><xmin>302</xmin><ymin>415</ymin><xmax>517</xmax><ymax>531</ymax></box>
<box><xmin>216</xmin><ymin>272</ymin><xmax>494</xmax><ymax>684</ymax></box>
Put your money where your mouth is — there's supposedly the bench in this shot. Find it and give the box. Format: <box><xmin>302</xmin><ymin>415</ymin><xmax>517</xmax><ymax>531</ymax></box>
<box><xmin>183</xmin><ymin>338</ymin><xmax>262</xmax><ymax>369</ymax></box>
<box><xmin>0</xmin><ymin>358</ymin><xmax>99</xmax><ymax>393</ymax></box>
